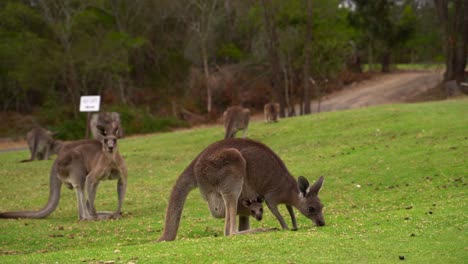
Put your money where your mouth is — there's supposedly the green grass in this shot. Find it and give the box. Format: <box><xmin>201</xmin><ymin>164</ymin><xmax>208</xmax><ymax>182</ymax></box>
<box><xmin>1</xmin><ymin>99</ymin><xmax>467</xmax><ymax>263</ymax></box>
<box><xmin>363</xmin><ymin>63</ymin><xmax>445</xmax><ymax>72</ymax></box>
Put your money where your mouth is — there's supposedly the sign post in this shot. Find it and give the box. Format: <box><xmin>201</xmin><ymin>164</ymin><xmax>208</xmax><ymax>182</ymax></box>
<box><xmin>79</xmin><ymin>96</ymin><xmax>101</xmax><ymax>139</ymax></box>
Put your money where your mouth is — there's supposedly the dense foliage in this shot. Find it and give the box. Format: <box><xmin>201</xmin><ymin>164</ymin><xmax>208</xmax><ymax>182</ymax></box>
<box><xmin>0</xmin><ymin>0</ymin><xmax>455</xmax><ymax>138</ymax></box>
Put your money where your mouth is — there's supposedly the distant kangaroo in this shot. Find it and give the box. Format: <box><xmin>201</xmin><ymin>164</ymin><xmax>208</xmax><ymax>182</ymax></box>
<box><xmin>264</xmin><ymin>102</ymin><xmax>280</xmax><ymax>123</ymax></box>
<box><xmin>1</xmin><ymin>113</ymin><xmax>127</xmax><ymax>220</ymax></box>
<box><xmin>21</xmin><ymin>127</ymin><xmax>61</xmax><ymax>162</ymax></box>
<box><xmin>223</xmin><ymin>106</ymin><xmax>250</xmax><ymax>139</ymax></box>
<box><xmin>157</xmin><ymin>138</ymin><xmax>325</xmax><ymax>242</ymax></box>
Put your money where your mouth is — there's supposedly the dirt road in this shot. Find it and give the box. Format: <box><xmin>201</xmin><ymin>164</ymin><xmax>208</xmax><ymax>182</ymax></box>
<box><xmin>308</xmin><ymin>70</ymin><xmax>443</xmax><ymax>113</ymax></box>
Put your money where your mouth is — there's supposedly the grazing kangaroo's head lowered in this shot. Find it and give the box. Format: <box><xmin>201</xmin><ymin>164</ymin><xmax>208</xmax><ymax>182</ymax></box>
<box><xmin>157</xmin><ymin>138</ymin><xmax>325</xmax><ymax>242</ymax></box>
<box><xmin>1</xmin><ymin>112</ymin><xmax>128</xmax><ymax>221</ymax></box>
<box><xmin>223</xmin><ymin>106</ymin><xmax>250</xmax><ymax>139</ymax></box>
<box><xmin>297</xmin><ymin>176</ymin><xmax>325</xmax><ymax>226</ymax></box>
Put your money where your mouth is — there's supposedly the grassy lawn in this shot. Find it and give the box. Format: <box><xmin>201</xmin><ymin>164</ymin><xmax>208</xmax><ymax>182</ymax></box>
<box><xmin>0</xmin><ymin>99</ymin><xmax>467</xmax><ymax>263</ymax></box>
<box><xmin>363</xmin><ymin>63</ymin><xmax>445</xmax><ymax>72</ymax></box>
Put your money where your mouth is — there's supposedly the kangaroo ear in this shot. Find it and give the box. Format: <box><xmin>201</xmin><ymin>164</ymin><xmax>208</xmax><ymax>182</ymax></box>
<box><xmin>241</xmin><ymin>199</ymin><xmax>251</xmax><ymax>207</ymax></box>
<box><xmin>256</xmin><ymin>195</ymin><xmax>264</xmax><ymax>203</ymax></box>
<box><xmin>298</xmin><ymin>176</ymin><xmax>310</xmax><ymax>197</ymax></box>
<box><xmin>309</xmin><ymin>176</ymin><xmax>324</xmax><ymax>195</ymax></box>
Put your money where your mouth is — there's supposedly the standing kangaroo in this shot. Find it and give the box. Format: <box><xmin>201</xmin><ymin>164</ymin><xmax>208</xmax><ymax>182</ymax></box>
<box><xmin>0</xmin><ymin>113</ymin><xmax>127</xmax><ymax>220</ymax></box>
<box><xmin>157</xmin><ymin>138</ymin><xmax>325</xmax><ymax>242</ymax></box>
<box><xmin>264</xmin><ymin>102</ymin><xmax>280</xmax><ymax>123</ymax></box>
<box><xmin>223</xmin><ymin>106</ymin><xmax>250</xmax><ymax>139</ymax></box>
<box><xmin>21</xmin><ymin>127</ymin><xmax>61</xmax><ymax>162</ymax></box>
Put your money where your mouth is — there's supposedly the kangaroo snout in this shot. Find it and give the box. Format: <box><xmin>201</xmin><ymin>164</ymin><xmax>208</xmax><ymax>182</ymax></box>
<box><xmin>104</xmin><ymin>138</ymin><xmax>117</xmax><ymax>152</ymax></box>
<box><xmin>316</xmin><ymin>219</ymin><xmax>325</xmax><ymax>226</ymax></box>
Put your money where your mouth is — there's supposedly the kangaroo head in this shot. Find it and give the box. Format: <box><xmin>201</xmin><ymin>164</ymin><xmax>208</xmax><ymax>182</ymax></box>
<box><xmin>95</xmin><ymin>112</ymin><xmax>122</xmax><ymax>154</ymax></box>
<box><xmin>297</xmin><ymin>176</ymin><xmax>325</xmax><ymax>226</ymax></box>
<box><xmin>241</xmin><ymin>196</ymin><xmax>264</xmax><ymax>221</ymax></box>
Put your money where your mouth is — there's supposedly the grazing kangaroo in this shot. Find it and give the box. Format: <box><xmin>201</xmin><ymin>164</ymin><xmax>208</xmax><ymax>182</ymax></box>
<box><xmin>157</xmin><ymin>138</ymin><xmax>325</xmax><ymax>242</ymax></box>
<box><xmin>264</xmin><ymin>102</ymin><xmax>280</xmax><ymax>123</ymax></box>
<box><xmin>0</xmin><ymin>113</ymin><xmax>127</xmax><ymax>220</ymax></box>
<box><xmin>223</xmin><ymin>106</ymin><xmax>250</xmax><ymax>139</ymax></box>
<box><xmin>21</xmin><ymin>127</ymin><xmax>61</xmax><ymax>162</ymax></box>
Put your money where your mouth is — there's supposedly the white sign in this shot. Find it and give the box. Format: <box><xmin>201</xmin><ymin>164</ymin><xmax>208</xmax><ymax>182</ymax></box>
<box><xmin>79</xmin><ymin>96</ymin><xmax>101</xmax><ymax>112</ymax></box>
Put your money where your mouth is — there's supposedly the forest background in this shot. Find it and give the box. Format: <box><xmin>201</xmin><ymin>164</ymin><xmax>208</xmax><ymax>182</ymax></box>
<box><xmin>0</xmin><ymin>0</ymin><xmax>466</xmax><ymax>139</ymax></box>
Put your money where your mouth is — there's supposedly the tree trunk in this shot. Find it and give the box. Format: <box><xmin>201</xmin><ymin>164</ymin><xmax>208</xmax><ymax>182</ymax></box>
<box><xmin>381</xmin><ymin>50</ymin><xmax>391</xmax><ymax>73</ymax></box>
<box><xmin>303</xmin><ymin>0</ymin><xmax>313</xmax><ymax>114</ymax></box>
<box><xmin>261</xmin><ymin>0</ymin><xmax>286</xmax><ymax>117</ymax></box>
<box><xmin>202</xmin><ymin>44</ymin><xmax>212</xmax><ymax>113</ymax></box>
<box><xmin>434</xmin><ymin>0</ymin><xmax>467</xmax><ymax>82</ymax></box>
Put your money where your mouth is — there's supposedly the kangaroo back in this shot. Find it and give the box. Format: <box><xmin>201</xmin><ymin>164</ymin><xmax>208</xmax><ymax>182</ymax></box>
<box><xmin>0</xmin><ymin>161</ymin><xmax>62</xmax><ymax>218</ymax></box>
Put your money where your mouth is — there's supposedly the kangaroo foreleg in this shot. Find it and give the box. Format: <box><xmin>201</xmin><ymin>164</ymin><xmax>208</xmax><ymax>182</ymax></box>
<box><xmin>115</xmin><ymin>177</ymin><xmax>126</xmax><ymax>214</ymax></box>
<box><xmin>266</xmin><ymin>200</ymin><xmax>289</xmax><ymax>230</ymax></box>
<box><xmin>286</xmin><ymin>205</ymin><xmax>298</xmax><ymax>231</ymax></box>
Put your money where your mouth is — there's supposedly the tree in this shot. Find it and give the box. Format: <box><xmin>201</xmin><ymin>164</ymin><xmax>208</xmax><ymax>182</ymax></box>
<box><xmin>302</xmin><ymin>0</ymin><xmax>313</xmax><ymax>114</ymax></box>
<box><xmin>185</xmin><ymin>0</ymin><xmax>221</xmax><ymax>114</ymax></box>
<box><xmin>261</xmin><ymin>0</ymin><xmax>286</xmax><ymax>117</ymax></box>
<box><xmin>348</xmin><ymin>0</ymin><xmax>416</xmax><ymax>72</ymax></box>
<box><xmin>433</xmin><ymin>0</ymin><xmax>468</xmax><ymax>82</ymax></box>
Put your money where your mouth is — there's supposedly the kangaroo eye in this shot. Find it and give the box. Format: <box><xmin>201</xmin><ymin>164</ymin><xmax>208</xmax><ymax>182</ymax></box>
<box><xmin>308</xmin><ymin>207</ymin><xmax>316</xmax><ymax>213</ymax></box>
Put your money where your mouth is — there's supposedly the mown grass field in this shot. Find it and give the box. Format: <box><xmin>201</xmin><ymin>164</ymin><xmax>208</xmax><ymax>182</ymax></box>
<box><xmin>0</xmin><ymin>99</ymin><xmax>467</xmax><ymax>263</ymax></box>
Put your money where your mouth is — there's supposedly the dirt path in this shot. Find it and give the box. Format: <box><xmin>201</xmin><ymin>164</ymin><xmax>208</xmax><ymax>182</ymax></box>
<box><xmin>307</xmin><ymin>70</ymin><xmax>443</xmax><ymax>113</ymax></box>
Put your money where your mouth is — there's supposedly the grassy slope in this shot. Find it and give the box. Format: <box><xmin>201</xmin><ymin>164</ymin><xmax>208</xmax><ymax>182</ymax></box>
<box><xmin>0</xmin><ymin>99</ymin><xmax>466</xmax><ymax>263</ymax></box>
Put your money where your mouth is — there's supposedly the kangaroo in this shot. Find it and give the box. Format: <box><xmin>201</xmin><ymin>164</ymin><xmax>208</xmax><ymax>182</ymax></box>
<box><xmin>223</xmin><ymin>106</ymin><xmax>250</xmax><ymax>139</ymax></box>
<box><xmin>264</xmin><ymin>102</ymin><xmax>280</xmax><ymax>123</ymax></box>
<box><xmin>0</xmin><ymin>113</ymin><xmax>127</xmax><ymax>220</ymax></box>
<box><xmin>157</xmin><ymin>138</ymin><xmax>325</xmax><ymax>242</ymax></box>
<box><xmin>239</xmin><ymin>196</ymin><xmax>264</xmax><ymax>221</ymax></box>
<box><xmin>90</xmin><ymin>112</ymin><xmax>124</xmax><ymax>139</ymax></box>
<box><xmin>21</xmin><ymin>127</ymin><xmax>61</xmax><ymax>162</ymax></box>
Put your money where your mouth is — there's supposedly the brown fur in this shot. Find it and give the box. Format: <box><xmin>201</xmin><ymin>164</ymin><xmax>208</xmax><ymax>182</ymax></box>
<box><xmin>264</xmin><ymin>103</ymin><xmax>280</xmax><ymax>123</ymax></box>
<box><xmin>1</xmin><ymin>113</ymin><xmax>127</xmax><ymax>220</ymax></box>
<box><xmin>157</xmin><ymin>138</ymin><xmax>325</xmax><ymax>242</ymax></box>
<box><xmin>90</xmin><ymin>112</ymin><xmax>124</xmax><ymax>139</ymax></box>
<box><xmin>21</xmin><ymin>127</ymin><xmax>61</xmax><ymax>162</ymax></box>
<box><xmin>223</xmin><ymin>106</ymin><xmax>250</xmax><ymax>139</ymax></box>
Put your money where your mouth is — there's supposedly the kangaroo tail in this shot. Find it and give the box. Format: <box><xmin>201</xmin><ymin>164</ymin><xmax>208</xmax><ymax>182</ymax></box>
<box><xmin>157</xmin><ymin>162</ymin><xmax>197</xmax><ymax>242</ymax></box>
<box><xmin>0</xmin><ymin>162</ymin><xmax>62</xmax><ymax>219</ymax></box>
